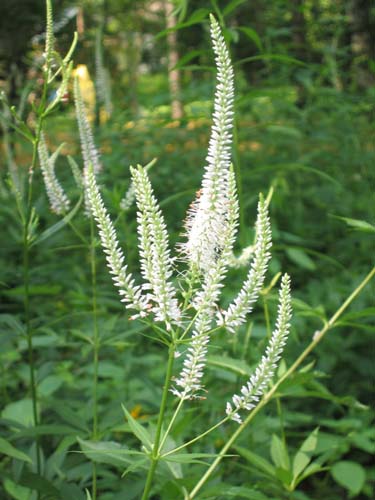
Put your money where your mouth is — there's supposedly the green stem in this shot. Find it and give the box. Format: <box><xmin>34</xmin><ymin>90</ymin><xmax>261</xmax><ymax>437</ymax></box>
<box><xmin>141</xmin><ymin>343</ymin><xmax>176</xmax><ymax>500</ymax></box>
<box><xmin>158</xmin><ymin>397</ymin><xmax>184</xmax><ymax>454</ymax></box>
<box><xmin>187</xmin><ymin>267</ymin><xmax>375</xmax><ymax>499</ymax></box>
<box><xmin>23</xmin><ymin>234</ymin><xmax>41</xmax><ymax>475</ymax></box>
<box><xmin>22</xmin><ymin>111</ymin><xmax>46</xmax><ymax>480</ymax></box>
<box><xmin>90</xmin><ymin>218</ymin><xmax>99</xmax><ymax>500</ymax></box>
<box><xmin>263</xmin><ymin>296</ymin><xmax>271</xmax><ymax>339</ymax></box>
<box><xmin>161</xmin><ymin>416</ymin><xmax>228</xmax><ymax>458</ymax></box>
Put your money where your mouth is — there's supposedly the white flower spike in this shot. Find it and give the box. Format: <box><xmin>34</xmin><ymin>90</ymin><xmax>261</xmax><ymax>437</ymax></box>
<box><xmin>182</xmin><ymin>14</ymin><xmax>235</xmax><ymax>273</ymax></box>
<box><xmin>172</xmin><ymin>170</ymin><xmax>239</xmax><ymax>399</ymax></box>
<box><xmin>74</xmin><ymin>77</ymin><xmax>102</xmax><ymax>213</ymax></box>
<box><xmin>86</xmin><ymin>166</ymin><xmax>149</xmax><ymax>316</ymax></box>
<box><xmin>218</xmin><ymin>195</ymin><xmax>272</xmax><ymax>332</ymax></box>
<box><xmin>131</xmin><ymin>165</ymin><xmax>181</xmax><ymax>329</ymax></box>
<box><xmin>38</xmin><ymin>134</ymin><xmax>70</xmax><ymax>215</ymax></box>
<box><xmin>226</xmin><ymin>274</ymin><xmax>292</xmax><ymax>423</ymax></box>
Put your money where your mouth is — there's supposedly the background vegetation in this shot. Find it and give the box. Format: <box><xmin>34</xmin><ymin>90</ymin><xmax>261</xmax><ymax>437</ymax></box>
<box><xmin>0</xmin><ymin>0</ymin><xmax>374</xmax><ymax>499</ymax></box>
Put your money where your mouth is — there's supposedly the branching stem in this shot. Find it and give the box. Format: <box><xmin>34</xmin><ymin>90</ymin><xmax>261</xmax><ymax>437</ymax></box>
<box><xmin>187</xmin><ymin>266</ymin><xmax>375</xmax><ymax>498</ymax></box>
<box><xmin>141</xmin><ymin>342</ymin><xmax>176</xmax><ymax>500</ymax></box>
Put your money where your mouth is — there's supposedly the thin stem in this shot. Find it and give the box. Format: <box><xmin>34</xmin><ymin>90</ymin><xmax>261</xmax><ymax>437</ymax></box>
<box><xmin>158</xmin><ymin>397</ymin><xmax>184</xmax><ymax>454</ymax></box>
<box><xmin>23</xmin><ymin>234</ymin><xmax>41</xmax><ymax>475</ymax></box>
<box><xmin>141</xmin><ymin>343</ymin><xmax>176</xmax><ymax>500</ymax></box>
<box><xmin>22</xmin><ymin>100</ymin><xmax>47</xmax><ymax>480</ymax></box>
<box><xmin>263</xmin><ymin>296</ymin><xmax>271</xmax><ymax>339</ymax></box>
<box><xmin>187</xmin><ymin>267</ymin><xmax>375</xmax><ymax>498</ymax></box>
<box><xmin>162</xmin><ymin>416</ymin><xmax>229</xmax><ymax>459</ymax></box>
<box><xmin>90</xmin><ymin>218</ymin><xmax>99</xmax><ymax>500</ymax></box>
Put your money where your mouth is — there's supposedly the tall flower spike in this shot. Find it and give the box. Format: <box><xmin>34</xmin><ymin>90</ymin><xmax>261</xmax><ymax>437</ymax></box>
<box><xmin>74</xmin><ymin>77</ymin><xmax>102</xmax><ymax>213</ymax></box>
<box><xmin>131</xmin><ymin>165</ymin><xmax>181</xmax><ymax>329</ymax></box>
<box><xmin>226</xmin><ymin>274</ymin><xmax>292</xmax><ymax>424</ymax></box>
<box><xmin>86</xmin><ymin>166</ymin><xmax>148</xmax><ymax>316</ymax></box>
<box><xmin>217</xmin><ymin>195</ymin><xmax>272</xmax><ymax>333</ymax></box>
<box><xmin>172</xmin><ymin>170</ymin><xmax>239</xmax><ymax>399</ymax></box>
<box><xmin>38</xmin><ymin>134</ymin><xmax>70</xmax><ymax>215</ymax></box>
<box><xmin>44</xmin><ymin>0</ymin><xmax>55</xmax><ymax>77</ymax></box>
<box><xmin>182</xmin><ymin>15</ymin><xmax>235</xmax><ymax>272</ymax></box>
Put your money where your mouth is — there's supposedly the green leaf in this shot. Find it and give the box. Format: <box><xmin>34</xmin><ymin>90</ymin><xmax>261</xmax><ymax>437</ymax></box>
<box><xmin>156</xmin><ymin>8</ymin><xmax>209</xmax><ymax>38</ymax></box>
<box><xmin>203</xmin><ymin>484</ymin><xmax>271</xmax><ymax>499</ymax></box>
<box><xmin>4</xmin><ymin>478</ymin><xmax>31</xmax><ymax>500</ymax></box>
<box><xmin>270</xmin><ymin>434</ymin><xmax>290</xmax><ymax>471</ymax></box>
<box><xmin>162</xmin><ymin>452</ymin><xmax>222</xmax><ymax>464</ymax></box>
<box><xmin>285</xmin><ymin>248</ymin><xmax>316</xmax><ymax>271</ymax></box>
<box><xmin>32</xmin><ymin>195</ymin><xmax>83</xmax><ymax>246</ymax></box>
<box><xmin>237</xmin><ymin>27</ymin><xmax>263</xmax><ymax>51</ymax></box>
<box><xmin>17</xmin><ymin>470</ymin><xmax>60</xmax><ymax>497</ymax></box>
<box><xmin>3</xmin><ymin>284</ymin><xmax>62</xmax><ymax>297</ymax></box>
<box><xmin>298</xmin><ymin>461</ymin><xmax>328</xmax><ymax>485</ymax></box>
<box><xmin>300</xmin><ymin>427</ymin><xmax>319</xmax><ymax>453</ymax></box>
<box><xmin>173</xmin><ymin>49</ymin><xmax>208</xmax><ymax>70</ymax></box>
<box><xmin>38</xmin><ymin>375</ymin><xmax>64</xmax><ymax>397</ymax></box>
<box><xmin>234</xmin><ymin>446</ymin><xmax>276</xmax><ymax>477</ymax></box>
<box><xmin>207</xmin><ymin>355</ymin><xmax>252</xmax><ymax>377</ymax></box>
<box><xmin>14</xmin><ymin>424</ymin><xmax>80</xmax><ymax>438</ymax></box>
<box><xmin>235</xmin><ymin>53</ymin><xmax>306</xmax><ymax>67</ymax></box>
<box><xmin>2</xmin><ymin>399</ymin><xmax>35</xmax><ymax>427</ymax></box>
<box><xmin>121</xmin><ymin>457</ymin><xmax>149</xmax><ymax>477</ymax></box>
<box><xmin>333</xmin><ymin>216</ymin><xmax>375</xmax><ymax>233</ymax></box>
<box><xmin>85</xmin><ymin>490</ymin><xmax>93</xmax><ymax>500</ymax></box>
<box><xmin>223</xmin><ymin>0</ymin><xmax>249</xmax><ymax>16</ymax></box>
<box><xmin>0</xmin><ymin>437</ymin><xmax>32</xmax><ymax>463</ymax></box>
<box><xmin>121</xmin><ymin>404</ymin><xmax>153</xmax><ymax>450</ymax></box>
<box><xmin>292</xmin><ymin>429</ymin><xmax>319</xmax><ymax>482</ymax></box>
<box><xmin>77</xmin><ymin>438</ymin><xmax>144</xmax><ymax>467</ymax></box>
<box><xmin>331</xmin><ymin>461</ymin><xmax>366</xmax><ymax>495</ymax></box>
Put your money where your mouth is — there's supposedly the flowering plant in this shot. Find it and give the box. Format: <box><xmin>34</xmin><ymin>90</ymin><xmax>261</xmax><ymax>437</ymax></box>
<box><xmin>77</xmin><ymin>15</ymin><xmax>292</xmax><ymax>498</ymax></box>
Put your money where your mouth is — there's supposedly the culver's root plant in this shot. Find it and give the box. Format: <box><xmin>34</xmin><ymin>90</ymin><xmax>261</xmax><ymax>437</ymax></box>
<box><xmin>1</xmin><ymin>2</ymin><xmax>374</xmax><ymax>498</ymax></box>
<box><xmin>77</xmin><ymin>15</ymin><xmax>294</xmax><ymax>499</ymax></box>
<box><xmin>74</xmin><ymin>13</ymin><xmax>375</xmax><ymax>497</ymax></box>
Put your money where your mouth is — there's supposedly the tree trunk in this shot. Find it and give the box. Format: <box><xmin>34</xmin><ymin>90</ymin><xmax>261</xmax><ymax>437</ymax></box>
<box><xmin>164</xmin><ymin>1</ymin><xmax>183</xmax><ymax>120</ymax></box>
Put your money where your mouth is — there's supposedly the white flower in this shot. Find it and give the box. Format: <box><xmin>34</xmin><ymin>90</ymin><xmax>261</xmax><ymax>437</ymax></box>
<box><xmin>172</xmin><ymin>170</ymin><xmax>239</xmax><ymax>399</ymax></box>
<box><xmin>226</xmin><ymin>274</ymin><xmax>292</xmax><ymax>423</ymax></box>
<box><xmin>74</xmin><ymin>77</ymin><xmax>102</xmax><ymax>214</ymax></box>
<box><xmin>217</xmin><ymin>195</ymin><xmax>272</xmax><ymax>333</ymax></box>
<box><xmin>131</xmin><ymin>165</ymin><xmax>181</xmax><ymax>328</ymax></box>
<box><xmin>85</xmin><ymin>166</ymin><xmax>149</xmax><ymax>315</ymax></box>
<box><xmin>181</xmin><ymin>15</ymin><xmax>235</xmax><ymax>273</ymax></box>
<box><xmin>38</xmin><ymin>133</ymin><xmax>70</xmax><ymax>215</ymax></box>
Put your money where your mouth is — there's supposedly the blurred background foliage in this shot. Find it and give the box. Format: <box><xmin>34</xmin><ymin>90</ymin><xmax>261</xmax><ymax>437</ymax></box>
<box><xmin>0</xmin><ymin>0</ymin><xmax>374</xmax><ymax>499</ymax></box>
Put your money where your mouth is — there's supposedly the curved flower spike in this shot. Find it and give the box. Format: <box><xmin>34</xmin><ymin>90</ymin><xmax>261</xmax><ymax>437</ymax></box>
<box><xmin>86</xmin><ymin>166</ymin><xmax>148</xmax><ymax>317</ymax></box>
<box><xmin>38</xmin><ymin>134</ymin><xmax>70</xmax><ymax>215</ymax></box>
<box><xmin>226</xmin><ymin>273</ymin><xmax>292</xmax><ymax>423</ymax></box>
<box><xmin>74</xmin><ymin>77</ymin><xmax>102</xmax><ymax>214</ymax></box>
